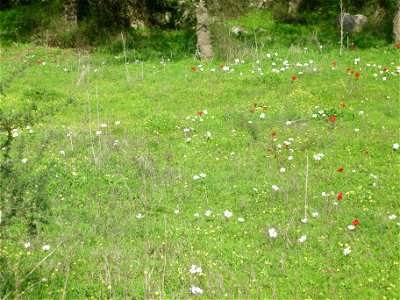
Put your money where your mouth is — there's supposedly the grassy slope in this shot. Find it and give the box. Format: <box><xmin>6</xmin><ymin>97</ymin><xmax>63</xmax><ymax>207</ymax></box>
<box><xmin>0</xmin><ymin>43</ymin><xmax>399</xmax><ymax>299</ymax></box>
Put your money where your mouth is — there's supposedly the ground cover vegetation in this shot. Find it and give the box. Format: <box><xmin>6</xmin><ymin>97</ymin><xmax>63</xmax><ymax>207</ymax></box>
<box><xmin>0</xmin><ymin>1</ymin><xmax>399</xmax><ymax>299</ymax></box>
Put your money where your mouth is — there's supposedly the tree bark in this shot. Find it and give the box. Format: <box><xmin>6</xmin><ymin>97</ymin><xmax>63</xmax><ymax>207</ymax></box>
<box><xmin>394</xmin><ymin>0</ymin><xmax>400</xmax><ymax>44</ymax></box>
<box><xmin>63</xmin><ymin>0</ymin><xmax>78</xmax><ymax>30</ymax></box>
<box><xmin>288</xmin><ymin>0</ymin><xmax>302</xmax><ymax>19</ymax></box>
<box><xmin>196</xmin><ymin>0</ymin><xmax>214</xmax><ymax>60</ymax></box>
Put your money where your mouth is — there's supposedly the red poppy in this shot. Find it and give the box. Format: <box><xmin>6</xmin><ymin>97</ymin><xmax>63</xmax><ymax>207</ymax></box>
<box><xmin>329</xmin><ymin>116</ymin><xmax>337</xmax><ymax>122</ymax></box>
<box><xmin>340</xmin><ymin>103</ymin><xmax>346</xmax><ymax>108</ymax></box>
<box><xmin>250</xmin><ymin>109</ymin><xmax>255</xmax><ymax>113</ymax></box>
<box><xmin>254</xmin><ymin>102</ymin><xmax>258</xmax><ymax>107</ymax></box>
<box><xmin>331</xmin><ymin>62</ymin><xmax>337</xmax><ymax>67</ymax></box>
<box><xmin>337</xmin><ymin>192</ymin><xmax>343</xmax><ymax>201</ymax></box>
<box><xmin>191</xmin><ymin>67</ymin><xmax>196</xmax><ymax>72</ymax></box>
<box><xmin>355</xmin><ymin>72</ymin><xmax>360</xmax><ymax>78</ymax></box>
<box><xmin>197</xmin><ymin>111</ymin><xmax>203</xmax><ymax>116</ymax></box>
<box><xmin>271</xmin><ymin>132</ymin><xmax>277</xmax><ymax>137</ymax></box>
<box><xmin>396</xmin><ymin>44</ymin><xmax>400</xmax><ymax>49</ymax></box>
<box><xmin>263</xmin><ymin>106</ymin><xmax>268</xmax><ymax>110</ymax></box>
<box><xmin>352</xmin><ymin>219</ymin><xmax>360</xmax><ymax>226</ymax></box>
<box><xmin>337</xmin><ymin>167</ymin><xmax>344</xmax><ymax>172</ymax></box>
<box><xmin>383</xmin><ymin>68</ymin><xmax>388</xmax><ymax>72</ymax></box>
<box><xmin>291</xmin><ymin>76</ymin><xmax>297</xmax><ymax>81</ymax></box>
<box><xmin>37</xmin><ymin>61</ymin><xmax>41</xmax><ymax>65</ymax></box>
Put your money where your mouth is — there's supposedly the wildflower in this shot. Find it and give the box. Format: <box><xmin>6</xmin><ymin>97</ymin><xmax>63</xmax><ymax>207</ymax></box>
<box><xmin>197</xmin><ymin>111</ymin><xmax>203</xmax><ymax>116</ymax></box>
<box><xmin>238</xmin><ymin>217</ymin><xmax>245</xmax><ymax>222</ymax></box>
<box><xmin>331</xmin><ymin>62</ymin><xmax>337</xmax><ymax>67</ymax></box>
<box><xmin>286</xmin><ymin>121</ymin><xmax>293</xmax><ymax>125</ymax></box>
<box><xmin>337</xmin><ymin>192</ymin><xmax>343</xmax><ymax>201</ymax></box>
<box><xmin>291</xmin><ymin>76</ymin><xmax>297</xmax><ymax>81</ymax></box>
<box><xmin>205</xmin><ymin>131</ymin><xmax>212</xmax><ymax>138</ymax></box>
<box><xmin>268</xmin><ymin>228</ymin><xmax>277</xmax><ymax>238</ymax></box>
<box><xmin>189</xmin><ymin>264</ymin><xmax>202</xmax><ymax>274</ymax></box>
<box><xmin>95</xmin><ymin>130</ymin><xmax>102</xmax><ymax>136</ymax></box>
<box><xmin>193</xmin><ymin>175</ymin><xmax>200</xmax><ymax>180</ymax></box>
<box><xmin>250</xmin><ymin>109</ymin><xmax>255</xmax><ymax>113</ymax></box>
<box><xmin>254</xmin><ymin>102</ymin><xmax>258</xmax><ymax>107</ymax></box>
<box><xmin>393</xmin><ymin>143</ymin><xmax>399</xmax><ymax>151</ymax></box>
<box><xmin>174</xmin><ymin>210</ymin><xmax>180</xmax><ymax>215</ymax></box>
<box><xmin>115</xmin><ymin>120</ymin><xmax>121</xmax><ymax>125</ymax></box>
<box><xmin>388</xmin><ymin>214</ymin><xmax>397</xmax><ymax>220</ymax></box>
<box><xmin>352</xmin><ymin>219</ymin><xmax>360</xmax><ymax>226</ymax></box>
<box><xmin>337</xmin><ymin>168</ymin><xmax>344</xmax><ymax>172</ymax></box>
<box><xmin>288</xmin><ymin>156</ymin><xmax>293</xmax><ymax>160</ymax></box>
<box><xmin>194</xmin><ymin>213</ymin><xmax>199</xmax><ymax>217</ymax></box>
<box><xmin>279</xmin><ymin>167</ymin><xmax>286</xmax><ymax>173</ymax></box>
<box><xmin>191</xmin><ymin>67</ymin><xmax>197</xmax><ymax>72</ymax></box>
<box><xmin>205</xmin><ymin>210</ymin><xmax>212</xmax><ymax>217</ymax></box>
<box><xmin>224</xmin><ymin>210</ymin><xmax>233</xmax><ymax>218</ymax></box>
<box><xmin>396</xmin><ymin>43</ymin><xmax>400</xmax><ymax>49</ymax></box>
<box><xmin>329</xmin><ymin>116</ymin><xmax>337</xmax><ymax>122</ymax></box>
<box><xmin>42</xmin><ymin>245</ymin><xmax>51</xmax><ymax>251</ymax></box>
<box><xmin>312</xmin><ymin>114</ymin><xmax>317</xmax><ymax>118</ymax></box>
<box><xmin>298</xmin><ymin>235</ymin><xmax>307</xmax><ymax>243</ymax></box>
<box><xmin>136</xmin><ymin>213</ymin><xmax>144</xmax><ymax>219</ymax></box>
<box><xmin>340</xmin><ymin>103</ymin><xmax>346</xmax><ymax>107</ymax></box>
<box><xmin>60</xmin><ymin>150</ymin><xmax>65</xmax><ymax>155</ymax></box>
<box><xmin>343</xmin><ymin>248</ymin><xmax>351</xmax><ymax>255</ymax></box>
<box><xmin>21</xmin><ymin>158</ymin><xmax>28</xmax><ymax>163</ymax></box>
<box><xmin>12</xmin><ymin>132</ymin><xmax>19</xmax><ymax>138</ymax></box>
<box><xmin>347</xmin><ymin>225</ymin><xmax>355</xmax><ymax>230</ymax></box>
<box><xmin>199</xmin><ymin>173</ymin><xmax>206</xmax><ymax>178</ymax></box>
<box><xmin>190</xmin><ymin>285</ymin><xmax>203</xmax><ymax>295</ymax></box>
<box><xmin>271</xmin><ymin>185</ymin><xmax>280</xmax><ymax>191</ymax></box>
<box><xmin>321</xmin><ymin>192</ymin><xmax>327</xmax><ymax>197</ymax></box>
<box><xmin>260</xmin><ymin>113</ymin><xmax>266</xmax><ymax>119</ymax></box>
<box><xmin>313</xmin><ymin>153</ymin><xmax>325</xmax><ymax>160</ymax></box>
<box><xmin>100</xmin><ymin>123</ymin><xmax>107</xmax><ymax>128</ymax></box>
<box><xmin>24</xmin><ymin>242</ymin><xmax>31</xmax><ymax>249</ymax></box>
<box><xmin>355</xmin><ymin>72</ymin><xmax>360</xmax><ymax>78</ymax></box>
<box><xmin>301</xmin><ymin>218</ymin><xmax>308</xmax><ymax>223</ymax></box>
<box><xmin>312</xmin><ymin>212</ymin><xmax>319</xmax><ymax>218</ymax></box>
<box><xmin>271</xmin><ymin>132</ymin><xmax>277</xmax><ymax>137</ymax></box>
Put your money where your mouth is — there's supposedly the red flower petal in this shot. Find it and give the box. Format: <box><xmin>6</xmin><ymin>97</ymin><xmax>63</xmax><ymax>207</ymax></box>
<box><xmin>352</xmin><ymin>219</ymin><xmax>360</xmax><ymax>225</ymax></box>
<box><xmin>197</xmin><ymin>111</ymin><xmax>203</xmax><ymax>116</ymax></box>
<box><xmin>329</xmin><ymin>116</ymin><xmax>336</xmax><ymax>122</ymax></box>
<box><xmin>337</xmin><ymin>168</ymin><xmax>344</xmax><ymax>172</ymax></box>
<box><xmin>337</xmin><ymin>192</ymin><xmax>343</xmax><ymax>201</ymax></box>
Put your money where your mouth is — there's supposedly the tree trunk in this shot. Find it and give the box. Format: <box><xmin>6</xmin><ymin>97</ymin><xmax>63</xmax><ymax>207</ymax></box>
<box><xmin>394</xmin><ymin>0</ymin><xmax>400</xmax><ymax>44</ymax></box>
<box><xmin>288</xmin><ymin>0</ymin><xmax>302</xmax><ymax>19</ymax></box>
<box><xmin>196</xmin><ymin>0</ymin><xmax>214</xmax><ymax>60</ymax></box>
<box><xmin>63</xmin><ymin>0</ymin><xmax>78</xmax><ymax>30</ymax></box>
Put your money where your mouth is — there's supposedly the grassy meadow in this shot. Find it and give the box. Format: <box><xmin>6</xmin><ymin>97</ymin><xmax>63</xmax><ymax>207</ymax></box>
<box><xmin>0</xmin><ymin>42</ymin><xmax>399</xmax><ymax>299</ymax></box>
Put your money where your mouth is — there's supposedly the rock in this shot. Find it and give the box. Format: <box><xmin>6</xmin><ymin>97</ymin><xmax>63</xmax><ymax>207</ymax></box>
<box><xmin>231</xmin><ymin>26</ymin><xmax>248</xmax><ymax>36</ymax></box>
<box><xmin>335</xmin><ymin>13</ymin><xmax>368</xmax><ymax>33</ymax></box>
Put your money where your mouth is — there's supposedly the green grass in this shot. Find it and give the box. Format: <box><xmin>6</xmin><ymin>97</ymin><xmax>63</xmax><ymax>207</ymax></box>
<box><xmin>0</xmin><ymin>43</ymin><xmax>399</xmax><ymax>299</ymax></box>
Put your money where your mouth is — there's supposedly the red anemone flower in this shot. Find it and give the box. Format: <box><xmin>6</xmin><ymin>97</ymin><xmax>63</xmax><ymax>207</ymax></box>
<box><xmin>331</xmin><ymin>62</ymin><xmax>337</xmax><ymax>67</ymax></box>
<box><xmin>329</xmin><ymin>116</ymin><xmax>337</xmax><ymax>122</ymax></box>
<box><xmin>355</xmin><ymin>72</ymin><xmax>360</xmax><ymax>78</ymax></box>
<box><xmin>271</xmin><ymin>132</ymin><xmax>277</xmax><ymax>137</ymax></box>
<box><xmin>250</xmin><ymin>109</ymin><xmax>255</xmax><ymax>113</ymax></box>
<box><xmin>191</xmin><ymin>67</ymin><xmax>197</xmax><ymax>72</ymax></box>
<box><xmin>197</xmin><ymin>111</ymin><xmax>203</xmax><ymax>116</ymax></box>
<box><xmin>396</xmin><ymin>44</ymin><xmax>400</xmax><ymax>49</ymax></box>
<box><xmin>337</xmin><ymin>192</ymin><xmax>343</xmax><ymax>201</ymax></box>
<box><xmin>337</xmin><ymin>167</ymin><xmax>344</xmax><ymax>172</ymax></box>
<box><xmin>37</xmin><ymin>61</ymin><xmax>41</xmax><ymax>65</ymax></box>
<box><xmin>352</xmin><ymin>219</ymin><xmax>360</xmax><ymax>226</ymax></box>
<box><xmin>254</xmin><ymin>102</ymin><xmax>258</xmax><ymax>107</ymax></box>
<box><xmin>291</xmin><ymin>76</ymin><xmax>297</xmax><ymax>81</ymax></box>
<box><xmin>340</xmin><ymin>103</ymin><xmax>346</xmax><ymax>108</ymax></box>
